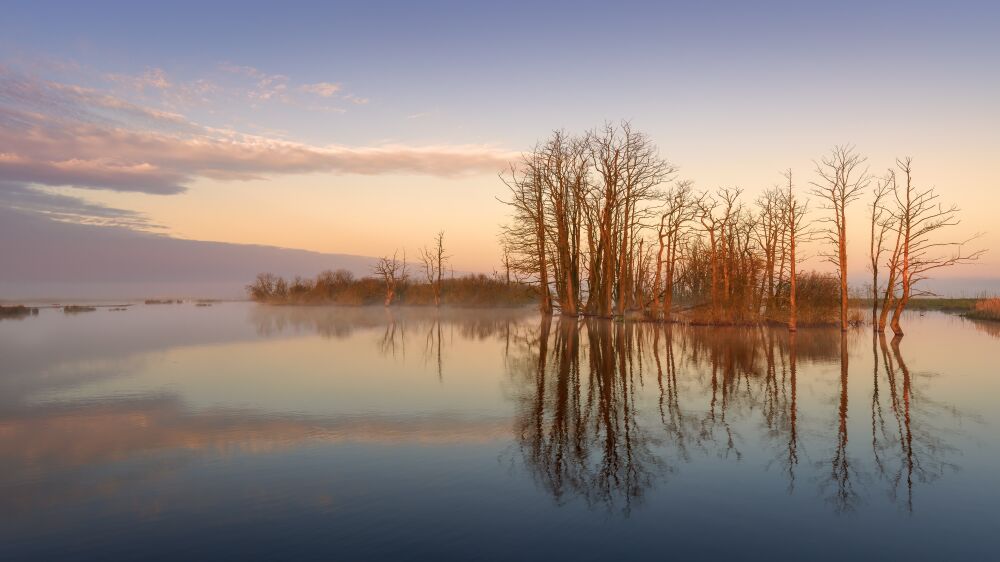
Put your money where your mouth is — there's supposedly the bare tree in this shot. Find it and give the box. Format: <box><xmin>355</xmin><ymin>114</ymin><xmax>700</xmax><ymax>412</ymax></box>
<box><xmin>697</xmin><ymin>195</ymin><xmax>722</xmax><ymax>315</ymax></box>
<box><xmin>500</xmin><ymin>154</ymin><xmax>552</xmax><ymax>315</ymax></box>
<box><xmin>499</xmin><ymin>238</ymin><xmax>514</xmax><ymax>284</ymax></box>
<box><xmin>869</xmin><ymin>173</ymin><xmax>896</xmax><ymax>328</ymax></box>
<box><xmin>886</xmin><ymin>158</ymin><xmax>984</xmax><ymax>336</ymax></box>
<box><xmin>811</xmin><ymin>145</ymin><xmax>870</xmax><ymax>331</ymax></box>
<box><xmin>783</xmin><ymin>170</ymin><xmax>809</xmax><ymax>332</ymax></box>
<box><xmin>755</xmin><ymin>186</ymin><xmax>786</xmax><ymax>316</ymax></box>
<box><xmin>373</xmin><ymin>250</ymin><xmax>408</xmax><ymax>307</ymax></box>
<box><xmin>539</xmin><ymin>131</ymin><xmax>589</xmax><ymax>316</ymax></box>
<box><xmin>419</xmin><ymin>231</ymin><xmax>449</xmax><ymax>307</ymax></box>
<box><xmin>589</xmin><ymin>121</ymin><xmax>675</xmax><ymax>317</ymax></box>
<box><xmin>695</xmin><ymin>188</ymin><xmax>741</xmax><ymax>318</ymax></box>
<box><xmin>653</xmin><ymin>180</ymin><xmax>698</xmax><ymax>320</ymax></box>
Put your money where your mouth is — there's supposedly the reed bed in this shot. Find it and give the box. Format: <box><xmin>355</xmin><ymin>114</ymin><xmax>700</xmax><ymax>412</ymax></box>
<box><xmin>966</xmin><ymin>297</ymin><xmax>1000</xmax><ymax>321</ymax></box>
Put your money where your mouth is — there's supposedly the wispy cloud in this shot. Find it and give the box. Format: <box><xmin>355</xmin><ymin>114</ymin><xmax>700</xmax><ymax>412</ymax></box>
<box><xmin>0</xmin><ymin>69</ymin><xmax>515</xmax><ymax>196</ymax></box>
<box><xmin>85</xmin><ymin>61</ymin><xmax>365</xmax><ymax>114</ymax></box>
<box><xmin>300</xmin><ymin>82</ymin><xmax>342</xmax><ymax>98</ymax></box>
<box><xmin>219</xmin><ymin>62</ymin><xmax>290</xmax><ymax>102</ymax></box>
<box><xmin>104</xmin><ymin>67</ymin><xmax>172</xmax><ymax>92</ymax></box>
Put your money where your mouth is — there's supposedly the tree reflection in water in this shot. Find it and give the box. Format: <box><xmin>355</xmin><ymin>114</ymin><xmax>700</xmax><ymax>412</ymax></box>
<box><xmin>869</xmin><ymin>334</ymin><xmax>961</xmax><ymax>513</ymax></box>
<box><xmin>505</xmin><ymin>316</ymin><xmax>965</xmax><ymax>516</ymax></box>
<box><xmin>511</xmin><ymin>318</ymin><xmax>662</xmax><ymax>515</ymax></box>
<box><xmin>246</xmin><ymin>305</ymin><xmax>967</xmax><ymax>516</ymax></box>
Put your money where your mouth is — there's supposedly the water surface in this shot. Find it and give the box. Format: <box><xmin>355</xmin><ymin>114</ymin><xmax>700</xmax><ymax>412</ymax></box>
<box><xmin>1</xmin><ymin>303</ymin><xmax>998</xmax><ymax>560</ymax></box>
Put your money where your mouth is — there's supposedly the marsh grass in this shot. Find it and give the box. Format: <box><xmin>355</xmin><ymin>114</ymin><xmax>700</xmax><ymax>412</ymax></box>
<box><xmin>249</xmin><ymin>270</ymin><xmax>537</xmax><ymax>308</ymax></box>
<box><xmin>965</xmin><ymin>297</ymin><xmax>1000</xmax><ymax>321</ymax></box>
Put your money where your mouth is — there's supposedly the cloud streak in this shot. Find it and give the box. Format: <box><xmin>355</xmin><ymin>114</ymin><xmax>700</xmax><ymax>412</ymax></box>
<box><xmin>0</xmin><ymin>181</ymin><xmax>162</xmax><ymax>230</ymax></box>
<box><xmin>0</xmin><ymin>69</ymin><xmax>515</xmax><ymax>195</ymax></box>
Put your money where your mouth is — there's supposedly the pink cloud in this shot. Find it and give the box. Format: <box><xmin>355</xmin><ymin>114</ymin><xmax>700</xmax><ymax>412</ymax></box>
<box><xmin>0</xmin><ymin>70</ymin><xmax>515</xmax><ymax>195</ymax></box>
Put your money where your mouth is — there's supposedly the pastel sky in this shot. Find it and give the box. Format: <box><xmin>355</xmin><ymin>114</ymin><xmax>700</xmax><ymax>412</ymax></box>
<box><xmin>2</xmin><ymin>0</ymin><xmax>998</xmax><ymax>282</ymax></box>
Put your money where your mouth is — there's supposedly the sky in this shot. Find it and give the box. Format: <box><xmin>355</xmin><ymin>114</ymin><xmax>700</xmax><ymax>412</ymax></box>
<box><xmin>1</xmin><ymin>0</ymin><xmax>999</xmax><ymax>290</ymax></box>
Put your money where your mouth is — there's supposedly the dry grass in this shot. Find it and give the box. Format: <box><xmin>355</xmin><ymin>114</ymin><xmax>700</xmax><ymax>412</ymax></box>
<box><xmin>966</xmin><ymin>297</ymin><xmax>1000</xmax><ymax>321</ymax></box>
<box><xmin>249</xmin><ymin>270</ymin><xmax>537</xmax><ymax>308</ymax></box>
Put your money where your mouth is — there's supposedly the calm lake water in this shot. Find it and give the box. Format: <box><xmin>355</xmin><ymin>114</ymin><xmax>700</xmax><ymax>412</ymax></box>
<box><xmin>1</xmin><ymin>303</ymin><xmax>998</xmax><ymax>560</ymax></box>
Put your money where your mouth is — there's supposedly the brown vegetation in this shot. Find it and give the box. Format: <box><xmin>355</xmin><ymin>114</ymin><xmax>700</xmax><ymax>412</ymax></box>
<box><xmin>247</xmin><ymin>269</ymin><xmax>536</xmax><ymax>308</ymax></box>
<box><xmin>0</xmin><ymin>305</ymin><xmax>39</xmax><ymax>319</ymax></box>
<box><xmin>966</xmin><ymin>297</ymin><xmax>1000</xmax><ymax>322</ymax></box>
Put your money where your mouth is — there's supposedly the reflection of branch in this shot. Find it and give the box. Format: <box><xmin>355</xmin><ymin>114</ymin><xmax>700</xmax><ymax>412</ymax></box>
<box><xmin>377</xmin><ymin>315</ymin><xmax>403</xmax><ymax>359</ymax></box>
<box><xmin>422</xmin><ymin>317</ymin><xmax>445</xmax><ymax>381</ymax></box>
<box><xmin>869</xmin><ymin>334</ymin><xmax>964</xmax><ymax>513</ymax></box>
<box><xmin>786</xmin><ymin>332</ymin><xmax>799</xmax><ymax>492</ymax></box>
<box><xmin>653</xmin><ymin>326</ymin><xmax>695</xmax><ymax>462</ymax></box>
<box><xmin>825</xmin><ymin>333</ymin><xmax>859</xmax><ymax>513</ymax></box>
<box><xmin>871</xmin><ymin>335</ymin><xmax>889</xmax><ymax>480</ymax></box>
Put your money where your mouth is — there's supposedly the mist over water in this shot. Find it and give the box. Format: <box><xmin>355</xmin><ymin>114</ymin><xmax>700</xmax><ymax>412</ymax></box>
<box><xmin>1</xmin><ymin>303</ymin><xmax>998</xmax><ymax>560</ymax></box>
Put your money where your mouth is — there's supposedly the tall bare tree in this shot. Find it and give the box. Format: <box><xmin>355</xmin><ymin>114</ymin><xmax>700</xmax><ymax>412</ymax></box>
<box><xmin>886</xmin><ymin>158</ymin><xmax>984</xmax><ymax>336</ymax></box>
<box><xmin>590</xmin><ymin>122</ymin><xmax>674</xmax><ymax>317</ymax></box>
<box><xmin>500</xmin><ymin>154</ymin><xmax>552</xmax><ymax>315</ymax></box>
<box><xmin>869</xmin><ymin>174</ymin><xmax>896</xmax><ymax>328</ymax></box>
<box><xmin>811</xmin><ymin>145</ymin><xmax>870</xmax><ymax>331</ymax></box>
<box><xmin>783</xmin><ymin>170</ymin><xmax>809</xmax><ymax>332</ymax></box>
<box><xmin>419</xmin><ymin>231</ymin><xmax>449</xmax><ymax>307</ymax></box>
<box><xmin>755</xmin><ymin>186</ymin><xmax>786</xmax><ymax>316</ymax></box>
<box><xmin>653</xmin><ymin>180</ymin><xmax>698</xmax><ymax>320</ymax></box>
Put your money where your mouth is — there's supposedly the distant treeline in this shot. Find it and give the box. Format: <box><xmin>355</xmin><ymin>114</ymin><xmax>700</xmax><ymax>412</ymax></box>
<box><xmin>0</xmin><ymin>305</ymin><xmax>39</xmax><ymax>319</ymax></box>
<box><xmin>247</xmin><ymin>270</ymin><xmax>536</xmax><ymax>308</ymax></box>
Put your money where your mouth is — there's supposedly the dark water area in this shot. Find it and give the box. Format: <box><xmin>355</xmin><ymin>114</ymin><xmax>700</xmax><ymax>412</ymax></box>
<box><xmin>1</xmin><ymin>303</ymin><xmax>998</xmax><ymax>560</ymax></box>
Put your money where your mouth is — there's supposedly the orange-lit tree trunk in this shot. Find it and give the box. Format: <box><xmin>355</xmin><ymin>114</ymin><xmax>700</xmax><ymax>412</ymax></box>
<box><xmin>811</xmin><ymin>145</ymin><xmax>869</xmax><ymax>332</ymax></box>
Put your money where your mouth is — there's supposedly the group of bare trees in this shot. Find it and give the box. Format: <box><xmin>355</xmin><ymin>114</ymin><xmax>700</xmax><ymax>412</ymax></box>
<box><xmin>500</xmin><ymin>122</ymin><xmax>820</xmax><ymax>327</ymax></box>
<box><xmin>500</xmin><ymin>124</ymin><xmax>675</xmax><ymax>319</ymax></box>
<box><xmin>500</xmin><ymin>125</ymin><xmax>981</xmax><ymax>337</ymax></box>
<box><xmin>375</xmin><ymin>233</ymin><xmax>451</xmax><ymax>307</ymax></box>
